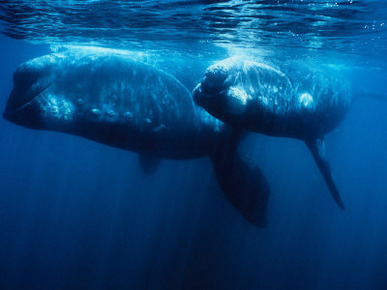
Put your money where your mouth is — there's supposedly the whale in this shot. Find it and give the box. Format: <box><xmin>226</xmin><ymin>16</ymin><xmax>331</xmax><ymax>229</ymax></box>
<box><xmin>193</xmin><ymin>57</ymin><xmax>354</xmax><ymax>210</ymax></box>
<box><xmin>3</xmin><ymin>50</ymin><xmax>270</xmax><ymax>227</ymax></box>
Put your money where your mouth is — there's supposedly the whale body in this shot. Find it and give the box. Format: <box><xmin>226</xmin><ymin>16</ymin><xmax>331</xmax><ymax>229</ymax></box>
<box><xmin>193</xmin><ymin>57</ymin><xmax>353</xmax><ymax>210</ymax></box>
<box><xmin>3</xmin><ymin>50</ymin><xmax>270</xmax><ymax>227</ymax></box>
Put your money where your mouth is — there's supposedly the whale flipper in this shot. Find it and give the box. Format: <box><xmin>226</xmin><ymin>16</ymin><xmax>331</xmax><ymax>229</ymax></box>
<box><xmin>210</xmin><ymin>136</ymin><xmax>270</xmax><ymax>227</ymax></box>
<box><xmin>305</xmin><ymin>139</ymin><xmax>345</xmax><ymax>210</ymax></box>
<box><xmin>138</xmin><ymin>152</ymin><xmax>161</xmax><ymax>175</ymax></box>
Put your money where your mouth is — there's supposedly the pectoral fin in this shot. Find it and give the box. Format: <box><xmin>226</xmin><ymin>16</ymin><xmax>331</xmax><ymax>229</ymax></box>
<box><xmin>211</xmin><ymin>146</ymin><xmax>270</xmax><ymax>228</ymax></box>
<box><xmin>138</xmin><ymin>152</ymin><xmax>161</xmax><ymax>175</ymax></box>
<box><xmin>305</xmin><ymin>139</ymin><xmax>345</xmax><ymax>210</ymax></box>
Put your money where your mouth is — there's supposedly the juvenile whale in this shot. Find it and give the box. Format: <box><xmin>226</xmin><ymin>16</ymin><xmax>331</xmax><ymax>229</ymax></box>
<box><xmin>3</xmin><ymin>50</ymin><xmax>270</xmax><ymax>227</ymax></box>
<box><xmin>193</xmin><ymin>57</ymin><xmax>353</xmax><ymax>210</ymax></box>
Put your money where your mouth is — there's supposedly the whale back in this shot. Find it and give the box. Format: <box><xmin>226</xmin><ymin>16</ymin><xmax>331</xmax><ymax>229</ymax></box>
<box><xmin>283</xmin><ymin>62</ymin><xmax>353</xmax><ymax>139</ymax></box>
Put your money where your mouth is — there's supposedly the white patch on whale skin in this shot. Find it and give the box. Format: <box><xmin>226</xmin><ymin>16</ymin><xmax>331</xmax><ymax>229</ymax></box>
<box><xmin>40</xmin><ymin>94</ymin><xmax>75</xmax><ymax>122</ymax></box>
<box><xmin>90</xmin><ymin>108</ymin><xmax>101</xmax><ymax>116</ymax></box>
<box><xmin>123</xmin><ymin>111</ymin><xmax>134</xmax><ymax>122</ymax></box>
<box><xmin>259</xmin><ymin>95</ymin><xmax>269</xmax><ymax>106</ymax></box>
<box><xmin>102</xmin><ymin>104</ymin><xmax>119</xmax><ymax>121</ymax></box>
<box><xmin>298</xmin><ymin>92</ymin><xmax>315</xmax><ymax>110</ymax></box>
<box><xmin>87</xmin><ymin>104</ymin><xmax>120</xmax><ymax>122</ymax></box>
<box><xmin>226</xmin><ymin>86</ymin><xmax>250</xmax><ymax>115</ymax></box>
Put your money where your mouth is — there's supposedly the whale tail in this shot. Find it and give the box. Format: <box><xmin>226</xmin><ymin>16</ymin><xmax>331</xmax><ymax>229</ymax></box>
<box><xmin>210</xmin><ymin>131</ymin><xmax>270</xmax><ymax>227</ymax></box>
<box><xmin>305</xmin><ymin>138</ymin><xmax>345</xmax><ymax>210</ymax></box>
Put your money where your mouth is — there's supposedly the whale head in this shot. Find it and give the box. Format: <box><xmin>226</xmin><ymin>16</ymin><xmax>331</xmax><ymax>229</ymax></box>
<box><xmin>3</xmin><ymin>56</ymin><xmax>63</xmax><ymax>129</ymax></box>
<box><xmin>3</xmin><ymin>52</ymin><xmax>138</xmax><ymax>134</ymax></box>
<box><xmin>193</xmin><ymin>57</ymin><xmax>300</xmax><ymax>133</ymax></box>
<box><xmin>193</xmin><ymin>57</ymin><xmax>251</xmax><ymax>122</ymax></box>
<box><xmin>193</xmin><ymin>58</ymin><xmax>285</xmax><ymax>124</ymax></box>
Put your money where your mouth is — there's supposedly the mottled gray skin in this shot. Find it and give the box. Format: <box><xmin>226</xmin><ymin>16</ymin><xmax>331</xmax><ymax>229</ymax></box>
<box><xmin>193</xmin><ymin>57</ymin><xmax>353</xmax><ymax>141</ymax></box>
<box><xmin>3</xmin><ymin>51</ymin><xmax>270</xmax><ymax>227</ymax></box>
<box><xmin>4</xmin><ymin>50</ymin><xmax>228</xmax><ymax>159</ymax></box>
<box><xmin>193</xmin><ymin>57</ymin><xmax>353</xmax><ymax>210</ymax></box>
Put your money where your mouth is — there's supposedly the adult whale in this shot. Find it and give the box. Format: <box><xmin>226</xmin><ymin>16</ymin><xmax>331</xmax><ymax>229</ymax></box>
<box><xmin>193</xmin><ymin>57</ymin><xmax>353</xmax><ymax>210</ymax></box>
<box><xmin>3</xmin><ymin>50</ymin><xmax>270</xmax><ymax>227</ymax></box>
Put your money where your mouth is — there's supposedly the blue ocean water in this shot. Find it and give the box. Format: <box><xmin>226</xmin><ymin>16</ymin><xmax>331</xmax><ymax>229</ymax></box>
<box><xmin>0</xmin><ymin>1</ymin><xmax>387</xmax><ymax>289</ymax></box>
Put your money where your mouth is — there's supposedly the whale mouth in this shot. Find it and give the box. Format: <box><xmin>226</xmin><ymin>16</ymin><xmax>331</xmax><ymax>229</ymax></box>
<box><xmin>3</xmin><ymin>88</ymin><xmax>47</xmax><ymax>129</ymax></box>
<box><xmin>3</xmin><ymin>67</ymin><xmax>58</xmax><ymax>119</ymax></box>
<box><xmin>4</xmin><ymin>60</ymin><xmax>61</xmax><ymax>116</ymax></box>
<box><xmin>3</xmin><ymin>72</ymin><xmax>55</xmax><ymax>129</ymax></box>
<box><xmin>4</xmin><ymin>88</ymin><xmax>42</xmax><ymax>116</ymax></box>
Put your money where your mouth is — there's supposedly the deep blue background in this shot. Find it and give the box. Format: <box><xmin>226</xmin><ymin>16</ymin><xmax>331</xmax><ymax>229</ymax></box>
<box><xmin>1</xmin><ymin>35</ymin><xmax>387</xmax><ymax>289</ymax></box>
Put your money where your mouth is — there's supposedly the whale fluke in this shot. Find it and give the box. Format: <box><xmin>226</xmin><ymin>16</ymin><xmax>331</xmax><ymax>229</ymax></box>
<box><xmin>305</xmin><ymin>139</ymin><xmax>345</xmax><ymax>210</ymax></box>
